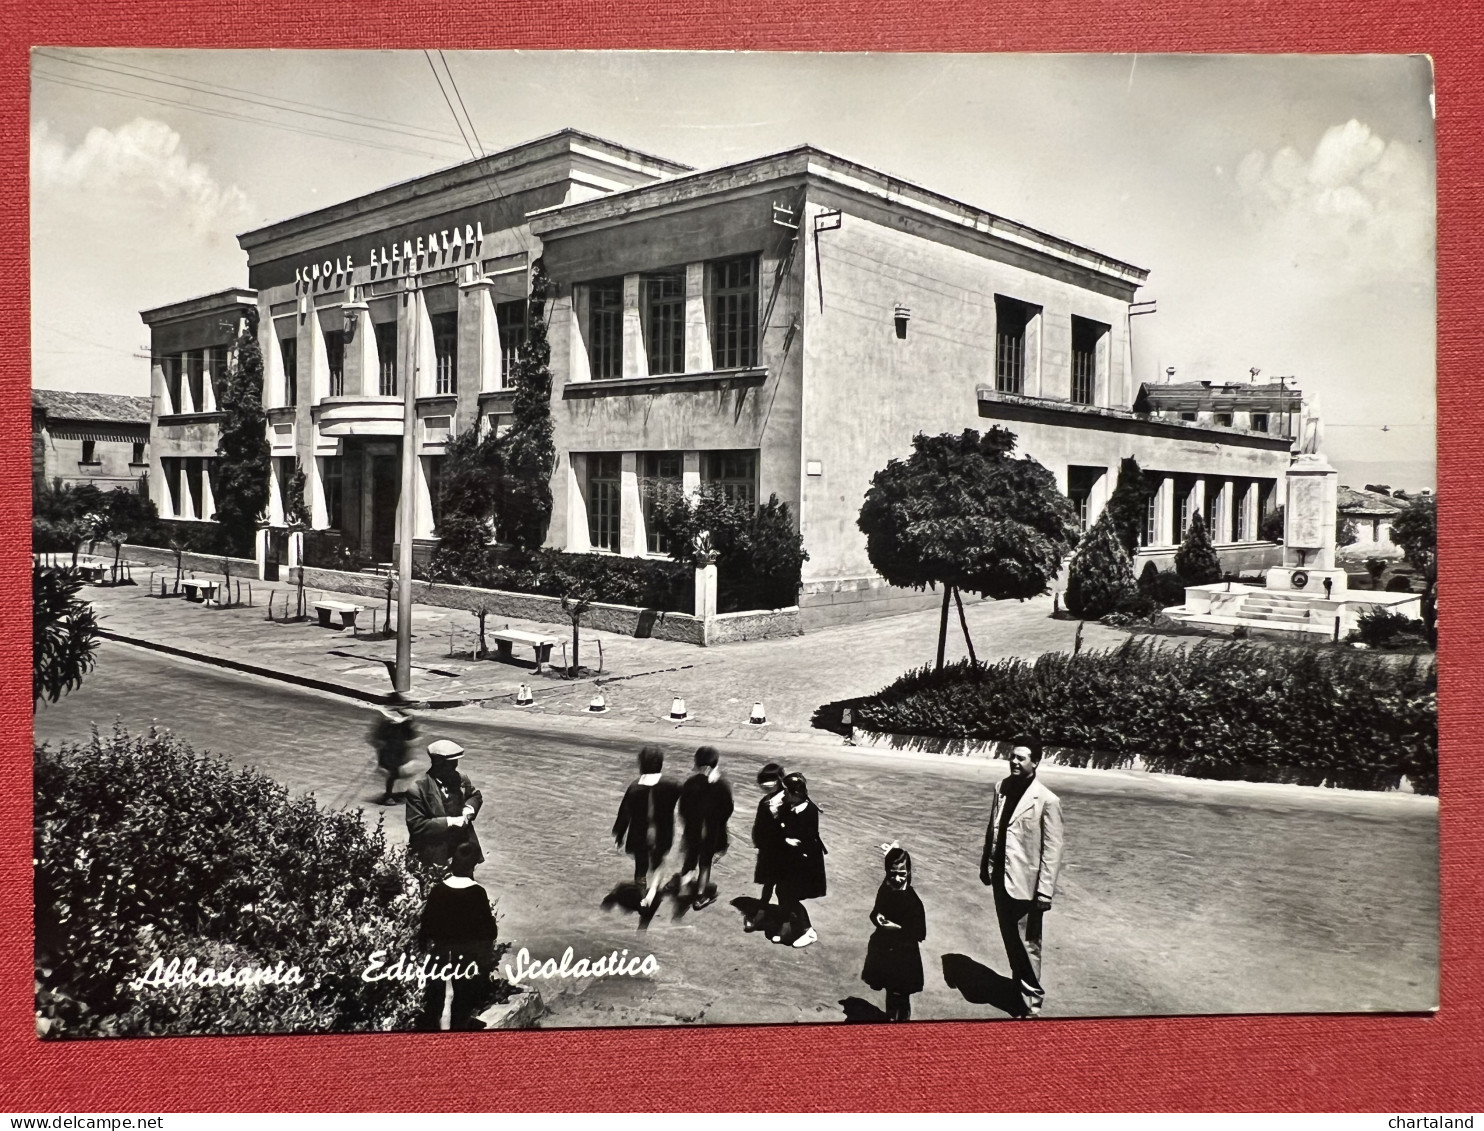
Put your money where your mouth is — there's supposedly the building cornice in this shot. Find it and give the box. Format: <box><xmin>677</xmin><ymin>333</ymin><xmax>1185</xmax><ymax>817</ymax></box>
<box><xmin>141</xmin><ymin>289</ymin><xmax>257</xmax><ymax>326</ymax></box>
<box><xmin>974</xmin><ymin>387</ymin><xmax>1294</xmax><ymax>449</ymax></box>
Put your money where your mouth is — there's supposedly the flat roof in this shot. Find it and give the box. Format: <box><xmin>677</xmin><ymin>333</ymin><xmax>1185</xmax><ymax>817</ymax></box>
<box><xmin>141</xmin><ymin>288</ymin><xmax>257</xmax><ymax>325</ymax></box>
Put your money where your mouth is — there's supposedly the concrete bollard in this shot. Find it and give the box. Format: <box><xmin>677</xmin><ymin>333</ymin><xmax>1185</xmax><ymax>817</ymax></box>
<box><xmin>670</xmin><ymin>697</ymin><xmax>688</xmax><ymax>721</ymax></box>
<box><xmin>588</xmin><ymin>692</ymin><xmax>607</xmax><ymax>713</ymax></box>
<box><xmin>516</xmin><ymin>684</ymin><xmax>534</xmax><ymax>707</ymax></box>
<box><xmin>749</xmin><ymin>702</ymin><xmax>768</xmax><ymax>725</ymax></box>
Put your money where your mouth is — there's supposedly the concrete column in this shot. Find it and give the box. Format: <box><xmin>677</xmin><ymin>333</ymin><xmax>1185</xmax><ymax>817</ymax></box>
<box><xmin>621</xmin><ymin>273</ymin><xmax>646</xmax><ymax>379</ymax></box>
<box><xmin>200</xmin><ymin>461</ymin><xmax>215</xmax><ymax>525</ymax></box>
<box><xmin>458</xmin><ymin>276</ymin><xmax>500</xmax><ymax>392</ymax></box>
<box><xmin>200</xmin><ymin>351</ymin><xmax>217</xmax><ymax>413</ymax></box>
<box><xmin>344</xmin><ymin>302</ymin><xmax>372</xmax><ymax>396</ymax></box>
<box><xmin>1216</xmin><ymin>479</ymin><xmax>1234</xmax><ymax>543</ymax></box>
<box><xmin>310</xmin><ymin>456</ymin><xmax>329</xmax><ymax>529</ymax></box>
<box><xmin>694</xmin><ymin>557</ymin><xmax>718</xmax><ymax>620</ymax></box>
<box><xmin>568</xmin><ymin>286</ymin><xmax>592</xmax><ymax>383</ymax></box>
<box><xmin>265</xmin><ymin>316</ymin><xmax>286</xmax><ymax>410</ymax></box>
<box><xmin>265</xmin><ymin>459</ymin><xmax>286</xmax><ymax>526</ymax></box>
<box><xmin>178</xmin><ymin>463</ymin><xmax>194</xmax><ymax>520</ymax></box>
<box><xmin>618</xmin><ymin>452</ymin><xmax>641</xmax><ymax>556</ymax></box>
<box><xmin>414</xmin><ymin>456</ymin><xmax>437</xmax><ymax>539</ymax></box>
<box><xmin>682</xmin><ymin>450</ymin><xmax>702</xmax><ymax>498</ymax></box>
<box><xmin>1026</xmin><ymin>310</ymin><xmax>1044</xmax><ymax>398</ymax></box>
<box><xmin>684</xmin><ymin>262</ymin><xmax>710</xmax><ymax>373</ymax></box>
<box><xmin>287</xmin><ymin>530</ymin><xmax>302</xmax><ymax>569</ymax></box>
<box><xmin>1089</xmin><ymin>467</ymin><xmax>1112</xmax><ymax>527</ymax></box>
<box><xmin>255</xmin><ymin>527</ymin><xmax>270</xmax><ymax>580</ymax></box>
<box><xmin>1095</xmin><ymin>328</ymin><xmax>1111</xmax><ymax>408</ymax></box>
<box><xmin>412</xmin><ymin>288</ymin><xmax>436</xmax><ymax>398</ymax></box>
<box><xmin>568</xmin><ymin>453</ymin><xmax>590</xmax><ymax>551</ymax></box>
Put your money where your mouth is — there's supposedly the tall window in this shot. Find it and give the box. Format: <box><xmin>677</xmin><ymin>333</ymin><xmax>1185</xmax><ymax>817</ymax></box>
<box><xmin>588</xmin><ymin>279</ymin><xmax>623</xmax><ymax>380</ymax></box>
<box><xmin>81</xmin><ymin>440</ymin><xmax>97</xmax><ymax>465</ymax></box>
<box><xmin>186</xmin><ymin>351</ymin><xmax>205</xmax><ymax>413</ymax></box>
<box><xmin>374</xmin><ymin>320</ymin><xmax>398</xmax><ymax>396</ymax></box>
<box><xmin>641</xmin><ymin>451</ymin><xmax>683</xmax><ymax>554</ymax></box>
<box><xmin>645</xmin><ymin>272</ymin><xmax>686</xmax><ymax>375</ymax></box>
<box><xmin>995</xmin><ymin>296</ymin><xmax>1034</xmax><ymax>395</ymax></box>
<box><xmin>1250</xmin><ymin>412</ymin><xmax>1269</xmax><ymax>433</ymax></box>
<box><xmin>1067</xmin><ymin>466</ymin><xmax>1103</xmax><ymax>532</ymax></box>
<box><xmin>131</xmin><ymin>442</ymin><xmax>145</xmax><ymax>465</ymax></box>
<box><xmin>1175</xmin><ymin>483</ymin><xmax>1193</xmax><ymax>542</ymax></box>
<box><xmin>710</xmin><ymin>255</ymin><xmax>760</xmax><ymax>370</ymax></box>
<box><xmin>280</xmin><ymin>336</ymin><xmax>298</xmax><ymax>407</ymax></box>
<box><xmin>586</xmin><ymin>454</ymin><xmax>622</xmax><ymax>552</ymax></box>
<box><xmin>1070</xmin><ymin>316</ymin><xmax>1105</xmax><ymax>406</ymax></box>
<box><xmin>496</xmin><ymin>299</ymin><xmax>526</xmax><ymax>387</ymax></box>
<box><xmin>1233</xmin><ymin>482</ymin><xmax>1250</xmax><ymax>542</ymax></box>
<box><xmin>323</xmin><ymin>456</ymin><xmax>343</xmax><ymax>530</ymax></box>
<box><xmin>1142</xmin><ymin>475</ymin><xmax>1161</xmax><ymax>547</ymax></box>
<box><xmin>324</xmin><ymin>329</ymin><xmax>345</xmax><ymax>397</ymax></box>
<box><xmin>163</xmin><ymin>354</ymin><xmax>183</xmax><ymax>414</ymax></box>
<box><xmin>431</xmin><ymin>312</ymin><xmax>458</xmax><ymax>395</ymax></box>
<box><xmin>704</xmin><ymin>450</ymin><xmax>758</xmax><ymax>512</ymax></box>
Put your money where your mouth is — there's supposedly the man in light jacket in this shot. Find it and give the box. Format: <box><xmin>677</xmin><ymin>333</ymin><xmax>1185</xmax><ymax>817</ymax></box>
<box><xmin>980</xmin><ymin>742</ymin><xmax>1064</xmax><ymax>1017</ymax></box>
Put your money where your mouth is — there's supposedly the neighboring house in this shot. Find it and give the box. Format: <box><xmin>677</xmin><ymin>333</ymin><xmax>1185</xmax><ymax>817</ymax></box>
<box><xmin>155</xmin><ymin>128</ymin><xmax>1295</xmax><ymax>626</ymax></box>
<box><xmin>1133</xmin><ymin>379</ymin><xmax>1302</xmax><ymax>440</ymax></box>
<box><xmin>1337</xmin><ymin>485</ymin><xmax>1409</xmax><ymax>558</ymax></box>
<box><xmin>32</xmin><ymin>388</ymin><xmax>152</xmax><ymax>495</ymax></box>
<box><xmin>140</xmin><ymin>289</ymin><xmax>258</xmax><ymax>525</ymax></box>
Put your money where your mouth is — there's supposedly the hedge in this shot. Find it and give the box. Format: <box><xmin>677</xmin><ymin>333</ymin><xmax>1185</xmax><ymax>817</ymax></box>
<box><xmin>130</xmin><ymin>518</ymin><xmax>254</xmax><ymax>560</ymax></box>
<box><xmin>851</xmin><ymin>638</ymin><xmax>1436</xmax><ymax>794</ymax></box>
<box><xmin>34</xmin><ymin>726</ymin><xmax>474</xmax><ymax>1038</ymax></box>
<box><xmin>419</xmin><ymin>546</ymin><xmax>694</xmax><ymax>613</ymax></box>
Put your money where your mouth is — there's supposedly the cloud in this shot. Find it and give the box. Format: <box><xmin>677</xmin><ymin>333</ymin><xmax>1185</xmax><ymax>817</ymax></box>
<box><xmin>31</xmin><ymin>117</ymin><xmax>250</xmax><ymax>231</ymax></box>
<box><xmin>1234</xmin><ymin>120</ymin><xmax>1432</xmax><ymax>286</ymax></box>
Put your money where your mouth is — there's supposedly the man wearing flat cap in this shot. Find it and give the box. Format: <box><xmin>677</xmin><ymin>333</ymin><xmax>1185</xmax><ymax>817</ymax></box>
<box><xmin>405</xmin><ymin>738</ymin><xmax>484</xmax><ymax>871</ymax></box>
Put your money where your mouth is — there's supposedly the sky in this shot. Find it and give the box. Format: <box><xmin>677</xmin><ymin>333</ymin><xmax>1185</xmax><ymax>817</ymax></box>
<box><xmin>29</xmin><ymin>50</ymin><xmax>1436</xmax><ymax>490</ymax></box>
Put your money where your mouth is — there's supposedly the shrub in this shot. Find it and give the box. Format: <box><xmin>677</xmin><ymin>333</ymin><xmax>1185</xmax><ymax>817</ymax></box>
<box><xmin>1065</xmin><ymin>511</ymin><xmax>1136</xmax><ymax>619</ymax></box>
<box><xmin>418</xmin><ymin>546</ymin><xmax>693</xmax><ymax>613</ymax></box>
<box><xmin>33</xmin><ymin>564</ymin><xmax>100</xmax><ymax>704</ymax></box>
<box><xmin>1386</xmin><ymin>575</ymin><xmax>1413</xmax><ymax>593</ymax></box>
<box><xmin>1174</xmin><ymin>510</ymin><xmax>1222</xmax><ymax>585</ymax></box>
<box><xmin>33</xmin><ymin>726</ymin><xmax>477</xmax><ymax>1038</ymax></box>
<box><xmin>1352</xmin><ymin>607</ymin><xmax>1428</xmax><ymax>648</ymax></box>
<box><xmin>1138</xmin><ymin>561</ymin><xmax>1189</xmax><ymax>609</ymax></box>
<box><xmin>850</xmin><ymin>638</ymin><xmax>1436</xmax><ymax>794</ymax></box>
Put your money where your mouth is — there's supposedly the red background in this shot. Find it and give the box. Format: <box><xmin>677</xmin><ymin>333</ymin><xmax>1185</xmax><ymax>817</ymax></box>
<box><xmin>2</xmin><ymin>1</ymin><xmax>1479</xmax><ymax>1112</ymax></box>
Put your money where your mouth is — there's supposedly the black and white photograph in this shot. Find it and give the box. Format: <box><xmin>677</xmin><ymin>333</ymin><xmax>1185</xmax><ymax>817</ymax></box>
<box><xmin>29</xmin><ymin>50</ymin><xmax>1438</xmax><ymax>1037</ymax></box>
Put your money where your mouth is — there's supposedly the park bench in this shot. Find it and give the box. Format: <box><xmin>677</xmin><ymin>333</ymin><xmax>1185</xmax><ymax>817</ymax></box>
<box><xmin>181</xmin><ymin>578</ymin><xmax>220</xmax><ymax>604</ymax></box>
<box><xmin>76</xmin><ymin>562</ymin><xmax>108</xmax><ymax>584</ymax></box>
<box><xmin>314</xmin><ymin>600</ymin><xmax>365</xmax><ymax>630</ymax></box>
<box><xmin>489</xmin><ymin>628</ymin><xmax>558</xmax><ymax>673</ymax></box>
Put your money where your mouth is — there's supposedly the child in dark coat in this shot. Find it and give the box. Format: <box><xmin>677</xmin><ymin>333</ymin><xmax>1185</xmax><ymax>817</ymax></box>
<box><xmin>613</xmin><ymin>745</ymin><xmax>682</xmax><ymax>909</ymax></box>
<box><xmin>676</xmin><ymin>746</ymin><xmax>734</xmax><ymax>909</ymax></box>
<box><xmin>773</xmin><ymin>772</ymin><xmax>827</xmax><ymax>948</ymax></box>
<box><xmin>418</xmin><ymin>842</ymin><xmax>497</xmax><ymax>1030</ymax></box>
<box><xmin>861</xmin><ymin>844</ymin><xmax>926</xmax><ymax>1022</ymax></box>
<box><xmin>746</xmin><ymin>763</ymin><xmax>787</xmax><ymax>931</ymax></box>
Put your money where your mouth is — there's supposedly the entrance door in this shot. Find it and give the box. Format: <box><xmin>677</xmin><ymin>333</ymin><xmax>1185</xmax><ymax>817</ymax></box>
<box><xmin>264</xmin><ymin>529</ymin><xmax>285</xmax><ymax>582</ymax></box>
<box><xmin>370</xmin><ymin>455</ymin><xmax>399</xmax><ymax>564</ymax></box>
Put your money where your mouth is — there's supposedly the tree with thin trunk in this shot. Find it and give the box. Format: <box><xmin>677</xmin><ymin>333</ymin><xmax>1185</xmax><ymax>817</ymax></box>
<box><xmin>857</xmin><ymin>428</ymin><xmax>1080</xmax><ymax>670</ymax></box>
<box><xmin>471</xmin><ymin>602</ymin><xmax>494</xmax><ymax>659</ymax></box>
<box><xmin>1390</xmin><ymin>494</ymin><xmax>1437</xmax><ymax>645</ymax></box>
<box><xmin>560</xmin><ymin>585</ymin><xmax>595</xmax><ymax>677</ymax></box>
<box><xmin>283</xmin><ymin>462</ymin><xmax>310</xmax><ymax>619</ymax></box>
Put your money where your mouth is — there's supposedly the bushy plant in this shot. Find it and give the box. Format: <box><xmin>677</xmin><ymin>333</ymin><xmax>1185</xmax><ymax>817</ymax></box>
<box><xmin>850</xmin><ymin>638</ymin><xmax>1436</xmax><ymax>794</ymax></box>
<box><xmin>1138</xmin><ymin>561</ymin><xmax>1190</xmax><ymax>609</ymax></box>
<box><xmin>33</xmin><ymin>564</ymin><xmax>100</xmax><ymax>705</ymax></box>
<box><xmin>1103</xmin><ymin>457</ymin><xmax>1152</xmax><ymax>557</ymax></box>
<box><xmin>499</xmin><ymin>260</ymin><xmax>556</xmax><ymax>551</ymax></box>
<box><xmin>1351</xmin><ymin>607</ymin><xmax>1429</xmax><ymax>648</ymax></box>
<box><xmin>34</xmin><ymin>726</ymin><xmax>475</xmax><ymax>1038</ymax></box>
<box><xmin>1065</xmin><ymin>511</ymin><xmax>1137</xmax><ymax>619</ymax></box>
<box><xmin>212</xmin><ymin>307</ymin><xmax>270</xmax><ymax>558</ymax></box>
<box><xmin>416</xmin><ymin>546</ymin><xmax>693</xmax><ymax>613</ymax></box>
<box><xmin>427</xmin><ymin>426</ymin><xmax>505</xmax><ymax>586</ymax></box>
<box><xmin>1175</xmin><ymin>510</ymin><xmax>1222</xmax><ymax>585</ymax></box>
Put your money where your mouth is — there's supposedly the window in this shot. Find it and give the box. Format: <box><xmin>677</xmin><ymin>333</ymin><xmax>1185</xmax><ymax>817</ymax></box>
<box><xmin>280</xmin><ymin>336</ymin><xmax>298</xmax><ymax>407</ymax></box>
<box><xmin>1250</xmin><ymin>412</ymin><xmax>1269</xmax><ymax>433</ymax></box>
<box><xmin>163</xmin><ymin>354</ymin><xmax>183</xmax><ymax>414</ymax></box>
<box><xmin>1143</xmin><ymin>490</ymin><xmax>1158</xmax><ymax>547</ymax></box>
<box><xmin>994</xmin><ymin>296</ymin><xmax>1034</xmax><ymax>395</ymax></box>
<box><xmin>1215</xmin><ymin>412</ymin><xmax>1233</xmax><ymax>427</ymax></box>
<box><xmin>1067</xmin><ymin>466</ymin><xmax>1103</xmax><ymax>532</ymax></box>
<box><xmin>427</xmin><ymin>456</ymin><xmax>445</xmax><ymax>534</ymax></box>
<box><xmin>641</xmin><ymin>451</ymin><xmax>683</xmax><ymax>554</ymax></box>
<box><xmin>80</xmin><ymin>440</ymin><xmax>97</xmax><ymax>464</ymax></box>
<box><xmin>431</xmin><ymin>312</ymin><xmax>458</xmax><ymax>395</ymax></box>
<box><xmin>324</xmin><ymin>329</ymin><xmax>345</xmax><ymax>398</ymax></box>
<box><xmin>131</xmin><ymin>442</ymin><xmax>145</xmax><ymax>465</ymax></box>
<box><xmin>644</xmin><ymin>272</ymin><xmax>686</xmax><ymax>375</ymax></box>
<box><xmin>486</xmin><ymin>412</ymin><xmax>511</xmax><ymax>439</ymax></box>
<box><xmin>1070</xmin><ymin>317</ymin><xmax>1106</xmax><ymax>406</ymax></box>
<box><xmin>276</xmin><ymin>456</ymin><xmax>297</xmax><ymax>522</ymax></box>
<box><xmin>1180</xmin><ymin>411</ymin><xmax>1197</xmax><ymax>422</ymax></box>
<box><xmin>1175</xmin><ymin>483</ymin><xmax>1193</xmax><ymax>542</ymax></box>
<box><xmin>709</xmin><ymin>255</ymin><xmax>760</xmax><ymax>370</ymax></box>
<box><xmin>187</xmin><ymin>351</ymin><xmax>205</xmax><ymax>414</ymax></box>
<box><xmin>588</xmin><ymin>279</ymin><xmax>623</xmax><ymax>380</ymax></box>
<box><xmin>374</xmin><ymin>321</ymin><xmax>398</xmax><ymax>396</ymax></box>
<box><xmin>496</xmin><ymin>300</ymin><xmax>526</xmax><ymax>387</ymax></box>
<box><xmin>1233</xmin><ymin>482</ymin><xmax>1250</xmax><ymax>542</ymax></box>
<box><xmin>704</xmin><ymin>450</ymin><xmax>758</xmax><ymax>512</ymax></box>
<box><xmin>323</xmin><ymin>457</ymin><xmax>343</xmax><ymax>530</ymax></box>
<box><xmin>586</xmin><ymin>453</ymin><xmax>622</xmax><ymax>552</ymax></box>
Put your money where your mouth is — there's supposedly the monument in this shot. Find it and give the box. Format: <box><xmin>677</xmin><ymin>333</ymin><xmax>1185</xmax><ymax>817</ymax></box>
<box><xmin>1265</xmin><ymin>396</ymin><xmax>1347</xmax><ymax>595</ymax></box>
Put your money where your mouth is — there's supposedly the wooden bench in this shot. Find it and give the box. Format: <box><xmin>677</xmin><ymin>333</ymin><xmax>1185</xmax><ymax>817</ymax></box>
<box><xmin>76</xmin><ymin>562</ymin><xmax>108</xmax><ymax>584</ymax></box>
<box><xmin>490</xmin><ymin>628</ymin><xmax>558</xmax><ymax>673</ymax></box>
<box><xmin>181</xmin><ymin>579</ymin><xmax>220</xmax><ymax>604</ymax></box>
<box><xmin>314</xmin><ymin>600</ymin><xmax>365</xmax><ymax>630</ymax></box>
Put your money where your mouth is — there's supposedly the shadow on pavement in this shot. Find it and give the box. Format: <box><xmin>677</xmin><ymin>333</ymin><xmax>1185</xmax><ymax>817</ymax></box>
<box><xmin>810</xmin><ymin>698</ymin><xmax>867</xmax><ymax>738</ymax></box>
<box><xmin>729</xmin><ymin>896</ymin><xmax>790</xmax><ymax>941</ymax></box>
<box><xmin>839</xmin><ymin>996</ymin><xmax>891</xmax><ymax>1023</ymax></box>
<box><xmin>941</xmin><ymin>952</ymin><xmax>1025</xmax><ymax>1017</ymax></box>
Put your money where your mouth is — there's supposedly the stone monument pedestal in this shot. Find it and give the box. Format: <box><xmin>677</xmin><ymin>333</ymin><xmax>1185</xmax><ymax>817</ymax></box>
<box><xmin>1264</xmin><ymin>452</ymin><xmax>1348</xmax><ymax>596</ymax></box>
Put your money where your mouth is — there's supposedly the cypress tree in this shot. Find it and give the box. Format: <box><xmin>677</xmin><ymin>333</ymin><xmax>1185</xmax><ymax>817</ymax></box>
<box><xmin>499</xmin><ymin>259</ymin><xmax>556</xmax><ymax>552</ymax></box>
<box><xmin>1175</xmin><ymin>510</ymin><xmax>1223</xmax><ymax>584</ymax></box>
<box><xmin>213</xmin><ymin>308</ymin><xmax>270</xmax><ymax>557</ymax></box>
<box><xmin>1064</xmin><ymin>510</ymin><xmax>1137</xmax><ymax>619</ymax></box>
<box><xmin>1103</xmin><ymin>456</ymin><xmax>1151</xmax><ymax>557</ymax></box>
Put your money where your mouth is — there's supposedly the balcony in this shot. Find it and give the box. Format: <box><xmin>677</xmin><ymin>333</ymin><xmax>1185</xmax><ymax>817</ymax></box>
<box><xmin>563</xmin><ymin>366</ymin><xmax>767</xmax><ymax>400</ymax></box>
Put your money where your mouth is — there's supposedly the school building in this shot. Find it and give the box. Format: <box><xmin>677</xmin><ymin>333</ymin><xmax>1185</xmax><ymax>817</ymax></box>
<box><xmin>179</xmin><ymin>128</ymin><xmax>1294</xmax><ymax>626</ymax></box>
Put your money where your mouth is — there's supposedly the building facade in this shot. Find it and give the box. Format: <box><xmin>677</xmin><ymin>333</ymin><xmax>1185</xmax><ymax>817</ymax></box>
<box><xmin>32</xmin><ymin>389</ymin><xmax>151</xmax><ymax>495</ymax></box>
<box><xmin>224</xmin><ymin>129</ymin><xmax>1293</xmax><ymax>625</ymax></box>
<box><xmin>140</xmin><ymin>289</ymin><xmax>258</xmax><ymax>527</ymax></box>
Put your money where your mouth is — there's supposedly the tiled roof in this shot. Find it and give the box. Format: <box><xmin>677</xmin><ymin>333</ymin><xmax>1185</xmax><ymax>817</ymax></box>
<box><xmin>32</xmin><ymin>388</ymin><xmax>152</xmax><ymax>424</ymax></box>
<box><xmin>1337</xmin><ymin>485</ymin><xmax>1407</xmax><ymax>514</ymax></box>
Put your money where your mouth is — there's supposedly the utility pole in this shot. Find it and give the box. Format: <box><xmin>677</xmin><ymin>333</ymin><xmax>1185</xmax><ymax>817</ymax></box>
<box><xmin>394</xmin><ymin>271</ymin><xmax>420</xmax><ymax>695</ymax></box>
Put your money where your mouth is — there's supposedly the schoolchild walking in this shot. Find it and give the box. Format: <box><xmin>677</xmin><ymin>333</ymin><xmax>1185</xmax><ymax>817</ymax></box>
<box><xmin>613</xmin><ymin>745</ymin><xmax>682</xmax><ymax>910</ymax></box>
<box><xmin>861</xmin><ymin>844</ymin><xmax>926</xmax><ymax>1021</ymax></box>
<box><xmin>773</xmin><ymin>772</ymin><xmax>827</xmax><ymax>948</ymax></box>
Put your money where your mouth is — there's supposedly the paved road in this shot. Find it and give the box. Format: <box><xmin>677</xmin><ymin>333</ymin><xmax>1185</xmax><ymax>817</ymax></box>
<box><xmin>35</xmin><ymin>642</ymin><xmax>1439</xmax><ymax>1028</ymax></box>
